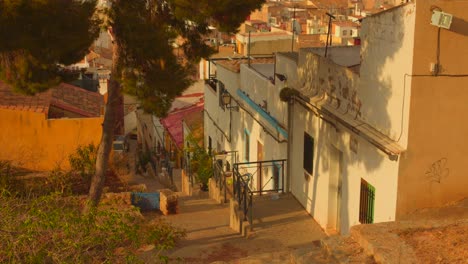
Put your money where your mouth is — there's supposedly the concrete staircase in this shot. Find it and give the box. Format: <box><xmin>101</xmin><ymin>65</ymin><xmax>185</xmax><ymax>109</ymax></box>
<box><xmin>209</xmin><ymin>235</ymin><xmax>377</xmax><ymax>264</ymax></box>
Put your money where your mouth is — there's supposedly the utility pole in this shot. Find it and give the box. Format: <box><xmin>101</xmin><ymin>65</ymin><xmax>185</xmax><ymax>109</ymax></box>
<box><xmin>324</xmin><ymin>12</ymin><xmax>335</xmax><ymax>58</ymax></box>
<box><xmin>291</xmin><ymin>5</ymin><xmax>296</xmax><ymax>52</ymax></box>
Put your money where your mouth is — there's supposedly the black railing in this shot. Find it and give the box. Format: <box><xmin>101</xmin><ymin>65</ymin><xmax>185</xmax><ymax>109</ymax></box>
<box><xmin>233</xmin><ymin>165</ymin><xmax>253</xmax><ymax>228</ymax></box>
<box><xmin>213</xmin><ymin>160</ymin><xmax>227</xmax><ymax>201</ymax></box>
<box><xmin>183</xmin><ymin>156</ymin><xmax>194</xmax><ymax>187</ymax></box>
<box><xmin>205</xmin><ymin>78</ymin><xmax>217</xmax><ymax>92</ymax></box>
<box><xmin>233</xmin><ymin>159</ymin><xmax>286</xmax><ymax>230</ymax></box>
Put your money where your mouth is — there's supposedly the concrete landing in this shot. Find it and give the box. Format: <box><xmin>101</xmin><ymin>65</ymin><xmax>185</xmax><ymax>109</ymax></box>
<box><xmin>140</xmin><ymin>192</ymin><xmax>328</xmax><ymax>263</ymax></box>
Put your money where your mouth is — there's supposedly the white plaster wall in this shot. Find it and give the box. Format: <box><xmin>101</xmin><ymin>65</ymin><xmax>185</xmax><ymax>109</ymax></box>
<box><xmin>124</xmin><ymin>111</ymin><xmax>137</xmax><ymax>135</ymax></box>
<box><xmin>232</xmin><ymin>65</ymin><xmax>288</xmax><ymax>191</ymax></box>
<box><xmin>203</xmin><ymin>65</ymin><xmax>239</xmax><ymax>154</ymax></box>
<box><xmin>276</xmin><ymin>54</ymin><xmax>300</xmax><ymax>92</ymax></box>
<box><xmin>239</xmin><ymin>64</ymin><xmax>288</xmax><ymax>132</ymax></box>
<box><xmin>358</xmin><ymin>4</ymin><xmax>416</xmax><ymax>147</ymax></box>
<box><xmin>290</xmin><ymin>103</ymin><xmax>400</xmax><ymax>234</ymax></box>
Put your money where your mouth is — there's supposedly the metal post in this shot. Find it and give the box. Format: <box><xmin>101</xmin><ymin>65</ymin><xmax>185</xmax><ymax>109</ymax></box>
<box><xmin>291</xmin><ymin>6</ymin><xmax>296</xmax><ymax>52</ymax></box>
<box><xmin>248</xmin><ymin>31</ymin><xmax>251</xmax><ymax>66</ymax></box>
<box><xmin>243</xmin><ymin>186</ymin><xmax>248</xmax><ymax>221</ymax></box>
<box><xmin>282</xmin><ymin>160</ymin><xmax>285</xmax><ymax>193</ymax></box>
<box><xmin>223</xmin><ymin>168</ymin><xmax>227</xmax><ymax>203</ymax></box>
<box><xmin>249</xmin><ymin>192</ymin><xmax>253</xmax><ymax>230</ymax></box>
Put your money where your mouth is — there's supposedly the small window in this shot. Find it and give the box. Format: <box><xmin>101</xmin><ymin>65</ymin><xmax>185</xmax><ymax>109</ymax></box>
<box><xmin>218</xmin><ymin>82</ymin><xmax>226</xmax><ymax>110</ymax></box>
<box><xmin>359</xmin><ymin>179</ymin><xmax>375</xmax><ymax>224</ymax></box>
<box><xmin>342</xmin><ymin>30</ymin><xmax>347</xmax><ymax>36</ymax></box>
<box><xmin>244</xmin><ymin>129</ymin><xmax>250</xmax><ymax>161</ymax></box>
<box><xmin>303</xmin><ymin>132</ymin><xmax>314</xmax><ymax>175</ymax></box>
<box><xmin>208</xmin><ymin>136</ymin><xmax>212</xmax><ymax>155</ymax></box>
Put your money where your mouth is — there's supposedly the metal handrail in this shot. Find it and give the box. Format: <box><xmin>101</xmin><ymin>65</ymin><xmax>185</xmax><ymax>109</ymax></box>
<box><xmin>233</xmin><ymin>159</ymin><xmax>287</xmax><ymax>230</ymax></box>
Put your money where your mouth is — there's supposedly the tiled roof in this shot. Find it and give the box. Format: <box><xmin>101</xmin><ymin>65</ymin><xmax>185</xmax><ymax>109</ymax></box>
<box><xmin>160</xmin><ymin>101</ymin><xmax>204</xmax><ymax>148</ymax></box>
<box><xmin>183</xmin><ymin>110</ymin><xmax>204</xmax><ymax>147</ymax></box>
<box><xmin>0</xmin><ymin>81</ymin><xmax>103</xmax><ymax>118</ymax></box>
<box><xmin>311</xmin><ymin>0</ymin><xmax>349</xmax><ymax>9</ymax></box>
<box><xmin>333</xmin><ymin>20</ymin><xmax>360</xmax><ymax>27</ymax></box>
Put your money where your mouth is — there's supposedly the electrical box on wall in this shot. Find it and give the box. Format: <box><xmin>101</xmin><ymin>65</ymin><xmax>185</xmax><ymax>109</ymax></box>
<box><xmin>431</xmin><ymin>10</ymin><xmax>453</xmax><ymax>29</ymax></box>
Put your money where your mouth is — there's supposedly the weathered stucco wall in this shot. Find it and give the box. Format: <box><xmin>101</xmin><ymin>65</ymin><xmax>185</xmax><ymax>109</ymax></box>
<box><xmin>292</xmin><ymin>46</ymin><xmax>400</xmax><ymax>234</ymax></box>
<box><xmin>203</xmin><ymin>65</ymin><xmax>239</xmax><ymax>155</ymax></box>
<box><xmin>239</xmin><ymin>39</ymin><xmax>293</xmax><ymax>56</ymax></box>
<box><xmin>359</xmin><ymin>3</ymin><xmax>416</xmax><ymax>147</ymax></box>
<box><xmin>397</xmin><ymin>0</ymin><xmax>468</xmax><ymax>218</ymax></box>
<box><xmin>0</xmin><ymin>109</ymin><xmax>102</xmax><ymax>171</ymax></box>
<box><xmin>298</xmin><ymin>50</ymin><xmax>361</xmax><ymax>119</ymax></box>
<box><xmin>290</xmin><ymin>103</ymin><xmax>400</xmax><ymax>234</ymax></box>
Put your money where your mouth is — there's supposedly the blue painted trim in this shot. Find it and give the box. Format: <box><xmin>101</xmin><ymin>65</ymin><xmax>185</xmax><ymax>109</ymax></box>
<box><xmin>236</xmin><ymin>89</ymin><xmax>288</xmax><ymax>138</ymax></box>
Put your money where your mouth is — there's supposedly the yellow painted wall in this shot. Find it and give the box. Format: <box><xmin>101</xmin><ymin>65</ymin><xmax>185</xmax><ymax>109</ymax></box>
<box><xmin>0</xmin><ymin>109</ymin><xmax>103</xmax><ymax>171</ymax></box>
<box><xmin>396</xmin><ymin>0</ymin><xmax>468</xmax><ymax>218</ymax></box>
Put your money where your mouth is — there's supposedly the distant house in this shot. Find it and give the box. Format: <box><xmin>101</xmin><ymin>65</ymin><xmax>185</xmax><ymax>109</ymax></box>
<box><xmin>235</xmin><ymin>31</ymin><xmax>294</xmax><ymax>55</ymax></box>
<box><xmin>0</xmin><ymin>81</ymin><xmax>104</xmax><ymax>171</ymax></box>
<box><xmin>136</xmin><ymin>80</ymin><xmax>205</xmax><ymax>171</ymax></box>
<box><xmin>161</xmin><ymin>101</ymin><xmax>204</xmax><ymax>169</ymax></box>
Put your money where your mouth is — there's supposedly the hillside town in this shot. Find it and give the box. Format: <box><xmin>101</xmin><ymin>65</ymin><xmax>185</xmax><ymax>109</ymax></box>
<box><xmin>1</xmin><ymin>0</ymin><xmax>467</xmax><ymax>263</ymax></box>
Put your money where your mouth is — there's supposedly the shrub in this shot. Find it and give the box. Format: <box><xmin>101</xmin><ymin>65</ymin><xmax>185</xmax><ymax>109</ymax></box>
<box><xmin>279</xmin><ymin>87</ymin><xmax>300</xmax><ymax>102</ymax></box>
<box><xmin>69</xmin><ymin>143</ymin><xmax>98</xmax><ymax>183</ymax></box>
<box><xmin>185</xmin><ymin>134</ymin><xmax>212</xmax><ymax>190</ymax></box>
<box><xmin>0</xmin><ymin>192</ymin><xmax>185</xmax><ymax>263</ymax></box>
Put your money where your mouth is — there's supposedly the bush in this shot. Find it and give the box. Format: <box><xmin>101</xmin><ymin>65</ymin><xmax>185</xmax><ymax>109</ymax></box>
<box><xmin>69</xmin><ymin>143</ymin><xmax>98</xmax><ymax>184</ymax></box>
<box><xmin>185</xmin><ymin>134</ymin><xmax>212</xmax><ymax>190</ymax></box>
<box><xmin>0</xmin><ymin>192</ymin><xmax>185</xmax><ymax>263</ymax></box>
<box><xmin>279</xmin><ymin>87</ymin><xmax>300</xmax><ymax>102</ymax></box>
<box><xmin>138</xmin><ymin>150</ymin><xmax>152</xmax><ymax>171</ymax></box>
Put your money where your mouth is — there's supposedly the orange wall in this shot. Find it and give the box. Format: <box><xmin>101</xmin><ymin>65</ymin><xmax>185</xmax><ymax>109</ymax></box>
<box><xmin>397</xmin><ymin>1</ymin><xmax>468</xmax><ymax>218</ymax></box>
<box><xmin>0</xmin><ymin>109</ymin><xmax>103</xmax><ymax>171</ymax></box>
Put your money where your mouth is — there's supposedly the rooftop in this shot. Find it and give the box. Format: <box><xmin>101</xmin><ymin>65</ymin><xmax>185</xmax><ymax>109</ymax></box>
<box><xmin>215</xmin><ymin>57</ymin><xmax>275</xmax><ymax>73</ymax></box>
<box><xmin>0</xmin><ymin>81</ymin><xmax>103</xmax><ymax>118</ymax></box>
<box><xmin>278</xmin><ymin>52</ymin><xmax>299</xmax><ymax>62</ymax></box>
<box><xmin>333</xmin><ymin>20</ymin><xmax>360</xmax><ymax>27</ymax></box>
<box><xmin>301</xmin><ymin>46</ymin><xmax>361</xmax><ymax>67</ymax></box>
<box><xmin>161</xmin><ymin>102</ymin><xmax>204</xmax><ymax>148</ymax></box>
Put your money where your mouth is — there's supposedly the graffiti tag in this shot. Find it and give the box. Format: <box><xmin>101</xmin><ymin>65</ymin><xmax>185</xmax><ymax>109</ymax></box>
<box><xmin>425</xmin><ymin>158</ymin><xmax>449</xmax><ymax>184</ymax></box>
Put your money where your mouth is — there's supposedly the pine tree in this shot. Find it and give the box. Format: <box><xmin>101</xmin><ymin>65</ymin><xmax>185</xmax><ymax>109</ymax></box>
<box><xmin>0</xmin><ymin>0</ymin><xmax>265</xmax><ymax>209</ymax></box>
<box><xmin>0</xmin><ymin>0</ymin><xmax>100</xmax><ymax>94</ymax></box>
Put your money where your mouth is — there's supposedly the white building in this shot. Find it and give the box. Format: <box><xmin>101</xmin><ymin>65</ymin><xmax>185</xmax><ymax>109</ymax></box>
<box><xmin>204</xmin><ymin>56</ymin><xmax>289</xmax><ymax>192</ymax></box>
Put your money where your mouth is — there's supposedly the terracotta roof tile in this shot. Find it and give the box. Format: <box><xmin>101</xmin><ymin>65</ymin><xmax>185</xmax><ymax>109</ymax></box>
<box><xmin>0</xmin><ymin>81</ymin><xmax>103</xmax><ymax>118</ymax></box>
<box><xmin>161</xmin><ymin>102</ymin><xmax>204</xmax><ymax>148</ymax></box>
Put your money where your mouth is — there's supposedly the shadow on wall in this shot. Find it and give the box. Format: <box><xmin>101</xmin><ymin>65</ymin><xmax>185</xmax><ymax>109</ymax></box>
<box><xmin>300</xmin><ymin>5</ymin><xmax>408</xmax><ymax>232</ymax></box>
<box><xmin>451</xmin><ymin>16</ymin><xmax>468</xmax><ymax>37</ymax></box>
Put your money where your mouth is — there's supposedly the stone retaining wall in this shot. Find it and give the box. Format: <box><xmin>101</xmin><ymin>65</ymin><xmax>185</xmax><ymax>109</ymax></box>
<box><xmin>160</xmin><ymin>189</ymin><xmax>178</xmax><ymax>215</ymax></box>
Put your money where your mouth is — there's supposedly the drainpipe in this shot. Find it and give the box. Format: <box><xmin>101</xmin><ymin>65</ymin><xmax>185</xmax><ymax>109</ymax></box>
<box><xmin>286</xmin><ymin>97</ymin><xmax>294</xmax><ymax>193</ymax></box>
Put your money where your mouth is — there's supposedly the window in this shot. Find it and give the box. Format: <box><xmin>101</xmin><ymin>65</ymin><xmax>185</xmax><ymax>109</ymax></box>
<box><xmin>208</xmin><ymin>136</ymin><xmax>212</xmax><ymax>155</ymax></box>
<box><xmin>218</xmin><ymin>82</ymin><xmax>226</xmax><ymax>110</ymax></box>
<box><xmin>303</xmin><ymin>132</ymin><xmax>314</xmax><ymax>175</ymax></box>
<box><xmin>342</xmin><ymin>30</ymin><xmax>347</xmax><ymax>36</ymax></box>
<box><xmin>244</xmin><ymin>129</ymin><xmax>250</xmax><ymax>161</ymax></box>
<box><xmin>359</xmin><ymin>179</ymin><xmax>375</xmax><ymax>224</ymax></box>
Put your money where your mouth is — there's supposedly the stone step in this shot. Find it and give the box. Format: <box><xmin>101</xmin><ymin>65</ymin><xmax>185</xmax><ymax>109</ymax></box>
<box><xmin>321</xmin><ymin>235</ymin><xmax>376</xmax><ymax>264</ymax></box>
<box><xmin>290</xmin><ymin>240</ymin><xmax>337</xmax><ymax>264</ymax></box>
<box><xmin>350</xmin><ymin>223</ymin><xmax>418</xmax><ymax>264</ymax></box>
